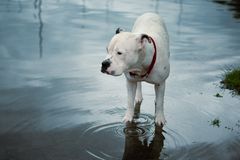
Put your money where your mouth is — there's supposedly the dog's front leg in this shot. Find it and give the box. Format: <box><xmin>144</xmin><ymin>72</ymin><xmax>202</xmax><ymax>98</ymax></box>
<box><xmin>134</xmin><ymin>82</ymin><xmax>143</xmax><ymax>114</ymax></box>
<box><xmin>154</xmin><ymin>82</ymin><xmax>166</xmax><ymax>126</ymax></box>
<box><xmin>123</xmin><ymin>79</ymin><xmax>137</xmax><ymax>123</ymax></box>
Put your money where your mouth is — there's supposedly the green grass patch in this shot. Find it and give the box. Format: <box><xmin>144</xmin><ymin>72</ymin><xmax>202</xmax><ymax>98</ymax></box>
<box><xmin>221</xmin><ymin>67</ymin><xmax>240</xmax><ymax>95</ymax></box>
<box><xmin>214</xmin><ymin>93</ymin><xmax>223</xmax><ymax>98</ymax></box>
<box><xmin>211</xmin><ymin>118</ymin><xmax>221</xmax><ymax>127</ymax></box>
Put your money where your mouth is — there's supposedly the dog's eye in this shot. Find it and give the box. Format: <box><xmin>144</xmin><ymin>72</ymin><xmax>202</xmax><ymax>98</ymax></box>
<box><xmin>117</xmin><ymin>52</ymin><xmax>122</xmax><ymax>55</ymax></box>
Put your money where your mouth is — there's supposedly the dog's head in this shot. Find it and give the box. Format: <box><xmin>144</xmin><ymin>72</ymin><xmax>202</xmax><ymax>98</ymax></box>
<box><xmin>101</xmin><ymin>28</ymin><xmax>150</xmax><ymax>76</ymax></box>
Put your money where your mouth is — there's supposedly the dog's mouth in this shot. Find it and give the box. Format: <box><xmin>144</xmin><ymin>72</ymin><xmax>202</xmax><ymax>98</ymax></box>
<box><xmin>101</xmin><ymin>68</ymin><xmax>115</xmax><ymax>75</ymax></box>
<box><xmin>101</xmin><ymin>68</ymin><xmax>107</xmax><ymax>74</ymax></box>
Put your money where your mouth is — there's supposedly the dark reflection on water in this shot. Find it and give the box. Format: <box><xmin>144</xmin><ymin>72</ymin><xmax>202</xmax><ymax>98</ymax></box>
<box><xmin>168</xmin><ymin>139</ymin><xmax>240</xmax><ymax>160</ymax></box>
<box><xmin>122</xmin><ymin>121</ymin><xmax>164</xmax><ymax>160</ymax></box>
<box><xmin>213</xmin><ymin>0</ymin><xmax>240</xmax><ymax>19</ymax></box>
<box><xmin>0</xmin><ymin>123</ymin><xmax>91</xmax><ymax>160</ymax></box>
<box><xmin>1</xmin><ymin>0</ymin><xmax>240</xmax><ymax>159</ymax></box>
<box><xmin>34</xmin><ymin>0</ymin><xmax>43</xmax><ymax>58</ymax></box>
<box><xmin>81</xmin><ymin>114</ymin><xmax>163</xmax><ymax>160</ymax></box>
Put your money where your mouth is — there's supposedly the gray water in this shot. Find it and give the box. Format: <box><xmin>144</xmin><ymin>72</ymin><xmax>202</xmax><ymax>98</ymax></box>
<box><xmin>0</xmin><ymin>0</ymin><xmax>240</xmax><ymax>159</ymax></box>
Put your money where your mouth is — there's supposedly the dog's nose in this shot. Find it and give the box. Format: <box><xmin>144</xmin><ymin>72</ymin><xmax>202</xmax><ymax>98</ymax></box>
<box><xmin>101</xmin><ymin>59</ymin><xmax>111</xmax><ymax>73</ymax></box>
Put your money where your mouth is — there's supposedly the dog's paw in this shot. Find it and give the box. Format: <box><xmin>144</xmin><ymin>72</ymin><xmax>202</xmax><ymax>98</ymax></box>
<box><xmin>123</xmin><ymin>112</ymin><xmax>134</xmax><ymax>123</ymax></box>
<box><xmin>135</xmin><ymin>97</ymin><xmax>143</xmax><ymax>105</ymax></box>
<box><xmin>155</xmin><ymin>114</ymin><xmax>166</xmax><ymax>126</ymax></box>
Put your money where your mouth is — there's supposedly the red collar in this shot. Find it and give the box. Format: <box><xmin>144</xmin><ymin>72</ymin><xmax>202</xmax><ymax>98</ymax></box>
<box><xmin>129</xmin><ymin>36</ymin><xmax>157</xmax><ymax>78</ymax></box>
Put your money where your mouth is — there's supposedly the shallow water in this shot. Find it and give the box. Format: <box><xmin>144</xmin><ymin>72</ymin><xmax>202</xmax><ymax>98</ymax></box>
<box><xmin>0</xmin><ymin>0</ymin><xmax>240</xmax><ymax>159</ymax></box>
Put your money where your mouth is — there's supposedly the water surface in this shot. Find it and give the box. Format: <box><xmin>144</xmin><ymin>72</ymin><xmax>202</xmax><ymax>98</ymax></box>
<box><xmin>0</xmin><ymin>0</ymin><xmax>240</xmax><ymax>159</ymax></box>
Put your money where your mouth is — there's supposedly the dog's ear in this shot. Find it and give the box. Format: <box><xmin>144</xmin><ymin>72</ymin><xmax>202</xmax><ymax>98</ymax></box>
<box><xmin>136</xmin><ymin>34</ymin><xmax>151</xmax><ymax>51</ymax></box>
<box><xmin>115</xmin><ymin>27</ymin><xmax>124</xmax><ymax>34</ymax></box>
<box><xmin>140</xmin><ymin>34</ymin><xmax>151</xmax><ymax>43</ymax></box>
<box><xmin>136</xmin><ymin>34</ymin><xmax>150</xmax><ymax>48</ymax></box>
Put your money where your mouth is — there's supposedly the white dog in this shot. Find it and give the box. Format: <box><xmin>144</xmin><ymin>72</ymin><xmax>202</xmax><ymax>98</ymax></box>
<box><xmin>101</xmin><ymin>13</ymin><xmax>170</xmax><ymax>126</ymax></box>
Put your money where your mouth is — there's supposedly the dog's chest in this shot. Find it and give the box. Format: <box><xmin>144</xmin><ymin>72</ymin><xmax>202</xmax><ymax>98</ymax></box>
<box><xmin>125</xmin><ymin>72</ymin><xmax>160</xmax><ymax>85</ymax></box>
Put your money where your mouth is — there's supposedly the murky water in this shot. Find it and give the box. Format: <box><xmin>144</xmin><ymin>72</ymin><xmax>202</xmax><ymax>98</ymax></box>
<box><xmin>0</xmin><ymin>0</ymin><xmax>240</xmax><ymax>159</ymax></box>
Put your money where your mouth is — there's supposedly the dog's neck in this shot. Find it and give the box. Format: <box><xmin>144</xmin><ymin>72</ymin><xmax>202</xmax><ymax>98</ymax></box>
<box><xmin>142</xmin><ymin>41</ymin><xmax>155</xmax><ymax>69</ymax></box>
<box><xmin>127</xmin><ymin>41</ymin><xmax>154</xmax><ymax>77</ymax></box>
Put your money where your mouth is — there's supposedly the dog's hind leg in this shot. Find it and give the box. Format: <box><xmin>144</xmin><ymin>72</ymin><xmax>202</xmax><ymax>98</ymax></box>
<box><xmin>154</xmin><ymin>82</ymin><xmax>166</xmax><ymax>126</ymax></box>
<box><xmin>134</xmin><ymin>82</ymin><xmax>143</xmax><ymax>114</ymax></box>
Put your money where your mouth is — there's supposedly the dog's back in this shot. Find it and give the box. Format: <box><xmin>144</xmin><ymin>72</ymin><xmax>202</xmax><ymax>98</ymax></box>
<box><xmin>132</xmin><ymin>13</ymin><xmax>169</xmax><ymax>58</ymax></box>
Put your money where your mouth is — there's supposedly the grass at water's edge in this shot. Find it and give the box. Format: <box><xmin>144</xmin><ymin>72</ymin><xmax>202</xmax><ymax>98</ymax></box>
<box><xmin>221</xmin><ymin>67</ymin><xmax>240</xmax><ymax>95</ymax></box>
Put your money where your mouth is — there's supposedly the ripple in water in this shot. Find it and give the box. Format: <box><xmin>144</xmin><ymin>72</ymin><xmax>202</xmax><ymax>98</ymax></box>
<box><xmin>81</xmin><ymin>113</ymin><xmax>187</xmax><ymax>160</ymax></box>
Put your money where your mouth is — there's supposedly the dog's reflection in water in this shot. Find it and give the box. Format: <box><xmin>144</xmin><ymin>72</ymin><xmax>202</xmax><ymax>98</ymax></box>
<box><xmin>122</xmin><ymin>118</ymin><xmax>164</xmax><ymax>160</ymax></box>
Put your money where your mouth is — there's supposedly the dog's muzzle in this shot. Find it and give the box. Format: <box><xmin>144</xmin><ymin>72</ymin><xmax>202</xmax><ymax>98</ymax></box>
<box><xmin>101</xmin><ymin>59</ymin><xmax>111</xmax><ymax>73</ymax></box>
